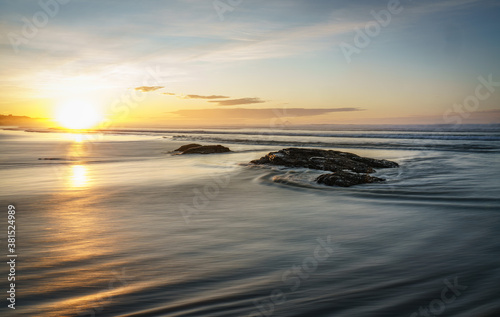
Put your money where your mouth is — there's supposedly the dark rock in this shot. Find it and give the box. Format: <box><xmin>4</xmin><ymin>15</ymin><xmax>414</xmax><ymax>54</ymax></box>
<box><xmin>316</xmin><ymin>172</ymin><xmax>384</xmax><ymax>187</ymax></box>
<box><xmin>180</xmin><ymin>145</ymin><xmax>231</xmax><ymax>155</ymax></box>
<box><xmin>251</xmin><ymin>148</ymin><xmax>398</xmax><ymax>172</ymax></box>
<box><xmin>251</xmin><ymin>148</ymin><xmax>398</xmax><ymax>187</ymax></box>
<box><xmin>174</xmin><ymin>144</ymin><xmax>202</xmax><ymax>152</ymax></box>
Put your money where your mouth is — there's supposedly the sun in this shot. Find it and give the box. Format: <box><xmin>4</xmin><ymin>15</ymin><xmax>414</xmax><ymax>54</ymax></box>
<box><xmin>56</xmin><ymin>101</ymin><xmax>103</xmax><ymax>130</ymax></box>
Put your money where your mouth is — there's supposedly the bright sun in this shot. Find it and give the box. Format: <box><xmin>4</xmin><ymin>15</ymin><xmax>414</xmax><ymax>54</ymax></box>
<box><xmin>56</xmin><ymin>101</ymin><xmax>102</xmax><ymax>130</ymax></box>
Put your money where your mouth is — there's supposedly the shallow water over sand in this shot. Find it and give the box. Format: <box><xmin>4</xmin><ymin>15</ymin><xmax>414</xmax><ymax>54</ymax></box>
<box><xmin>1</xmin><ymin>128</ymin><xmax>499</xmax><ymax>317</ymax></box>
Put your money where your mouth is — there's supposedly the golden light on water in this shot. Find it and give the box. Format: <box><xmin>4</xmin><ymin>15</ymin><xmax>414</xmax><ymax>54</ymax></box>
<box><xmin>66</xmin><ymin>135</ymin><xmax>93</xmax><ymax>159</ymax></box>
<box><xmin>72</xmin><ymin>133</ymin><xmax>84</xmax><ymax>143</ymax></box>
<box><xmin>63</xmin><ymin>133</ymin><xmax>85</xmax><ymax>143</ymax></box>
<box><xmin>63</xmin><ymin>136</ymin><xmax>93</xmax><ymax>188</ymax></box>
<box><xmin>70</xmin><ymin>165</ymin><xmax>88</xmax><ymax>188</ymax></box>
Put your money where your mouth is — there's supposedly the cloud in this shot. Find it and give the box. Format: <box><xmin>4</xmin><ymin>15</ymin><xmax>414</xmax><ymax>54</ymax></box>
<box><xmin>135</xmin><ymin>86</ymin><xmax>164</xmax><ymax>92</ymax></box>
<box><xmin>185</xmin><ymin>94</ymin><xmax>230</xmax><ymax>99</ymax></box>
<box><xmin>209</xmin><ymin>98</ymin><xmax>266</xmax><ymax>106</ymax></box>
<box><xmin>169</xmin><ymin>107</ymin><xmax>362</xmax><ymax>119</ymax></box>
<box><xmin>166</xmin><ymin>94</ymin><xmax>264</xmax><ymax>105</ymax></box>
<box><xmin>162</xmin><ymin>92</ymin><xmax>176</xmax><ymax>96</ymax></box>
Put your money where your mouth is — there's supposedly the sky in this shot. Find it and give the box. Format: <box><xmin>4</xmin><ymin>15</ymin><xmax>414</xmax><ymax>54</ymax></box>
<box><xmin>0</xmin><ymin>0</ymin><xmax>499</xmax><ymax>127</ymax></box>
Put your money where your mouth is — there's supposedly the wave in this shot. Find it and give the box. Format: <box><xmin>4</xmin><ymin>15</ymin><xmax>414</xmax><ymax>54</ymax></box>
<box><xmin>170</xmin><ymin>135</ymin><xmax>500</xmax><ymax>152</ymax></box>
<box><xmin>7</xmin><ymin>127</ymin><xmax>500</xmax><ymax>152</ymax></box>
<box><xmin>96</xmin><ymin>129</ymin><xmax>500</xmax><ymax>141</ymax></box>
<box><xmin>9</xmin><ymin>127</ymin><xmax>500</xmax><ymax>141</ymax></box>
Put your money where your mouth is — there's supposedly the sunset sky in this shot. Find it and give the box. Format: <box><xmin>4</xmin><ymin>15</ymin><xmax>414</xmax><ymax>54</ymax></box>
<box><xmin>1</xmin><ymin>0</ymin><xmax>499</xmax><ymax>127</ymax></box>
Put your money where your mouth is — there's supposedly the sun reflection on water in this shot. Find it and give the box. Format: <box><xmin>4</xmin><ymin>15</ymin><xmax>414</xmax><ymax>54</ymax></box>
<box><xmin>63</xmin><ymin>133</ymin><xmax>85</xmax><ymax>143</ymax></box>
<box><xmin>72</xmin><ymin>133</ymin><xmax>84</xmax><ymax>143</ymax></box>
<box><xmin>70</xmin><ymin>165</ymin><xmax>88</xmax><ymax>187</ymax></box>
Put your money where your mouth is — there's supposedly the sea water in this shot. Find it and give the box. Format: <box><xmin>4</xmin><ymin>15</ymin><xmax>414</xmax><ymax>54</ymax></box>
<box><xmin>0</xmin><ymin>126</ymin><xmax>499</xmax><ymax>317</ymax></box>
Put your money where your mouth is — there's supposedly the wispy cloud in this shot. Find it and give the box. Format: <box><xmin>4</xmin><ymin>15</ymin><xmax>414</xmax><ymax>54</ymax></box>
<box><xmin>184</xmin><ymin>94</ymin><xmax>230</xmax><ymax>99</ymax></box>
<box><xmin>135</xmin><ymin>86</ymin><xmax>164</xmax><ymax>92</ymax></box>
<box><xmin>1</xmin><ymin>0</ymin><xmax>498</xmax><ymax>125</ymax></box>
<box><xmin>209</xmin><ymin>98</ymin><xmax>266</xmax><ymax>106</ymax></box>
<box><xmin>170</xmin><ymin>107</ymin><xmax>363</xmax><ymax>119</ymax></box>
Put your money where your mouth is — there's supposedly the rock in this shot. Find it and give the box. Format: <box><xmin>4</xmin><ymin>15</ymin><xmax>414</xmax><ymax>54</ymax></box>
<box><xmin>251</xmin><ymin>148</ymin><xmax>398</xmax><ymax>172</ymax></box>
<box><xmin>251</xmin><ymin>148</ymin><xmax>398</xmax><ymax>187</ymax></box>
<box><xmin>316</xmin><ymin>172</ymin><xmax>384</xmax><ymax>187</ymax></box>
<box><xmin>180</xmin><ymin>145</ymin><xmax>231</xmax><ymax>155</ymax></box>
<box><xmin>174</xmin><ymin>144</ymin><xmax>202</xmax><ymax>152</ymax></box>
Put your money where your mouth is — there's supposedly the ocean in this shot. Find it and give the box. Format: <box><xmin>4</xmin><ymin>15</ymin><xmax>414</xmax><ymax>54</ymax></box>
<box><xmin>1</xmin><ymin>126</ymin><xmax>499</xmax><ymax>317</ymax></box>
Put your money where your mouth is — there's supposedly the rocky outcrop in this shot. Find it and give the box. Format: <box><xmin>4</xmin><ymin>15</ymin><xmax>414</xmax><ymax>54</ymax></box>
<box><xmin>174</xmin><ymin>144</ymin><xmax>202</xmax><ymax>152</ymax></box>
<box><xmin>316</xmin><ymin>172</ymin><xmax>384</xmax><ymax>187</ymax></box>
<box><xmin>251</xmin><ymin>148</ymin><xmax>398</xmax><ymax>187</ymax></box>
<box><xmin>176</xmin><ymin>144</ymin><xmax>231</xmax><ymax>155</ymax></box>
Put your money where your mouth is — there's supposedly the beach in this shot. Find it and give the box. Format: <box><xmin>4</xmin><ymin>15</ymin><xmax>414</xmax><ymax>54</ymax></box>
<box><xmin>1</xmin><ymin>127</ymin><xmax>500</xmax><ymax>316</ymax></box>
<box><xmin>2</xmin><ymin>0</ymin><xmax>500</xmax><ymax>315</ymax></box>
